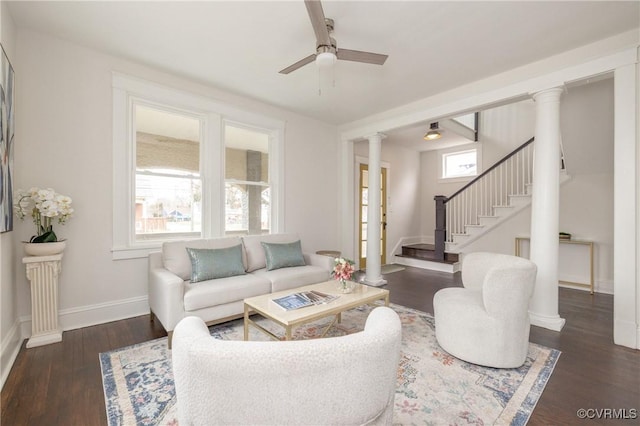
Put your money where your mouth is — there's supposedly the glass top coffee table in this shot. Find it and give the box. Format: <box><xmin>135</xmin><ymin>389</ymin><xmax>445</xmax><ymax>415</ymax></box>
<box><xmin>243</xmin><ymin>280</ymin><xmax>389</xmax><ymax>341</ymax></box>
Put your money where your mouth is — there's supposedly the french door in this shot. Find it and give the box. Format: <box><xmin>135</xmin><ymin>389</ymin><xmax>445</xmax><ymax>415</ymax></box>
<box><xmin>358</xmin><ymin>163</ymin><xmax>387</xmax><ymax>269</ymax></box>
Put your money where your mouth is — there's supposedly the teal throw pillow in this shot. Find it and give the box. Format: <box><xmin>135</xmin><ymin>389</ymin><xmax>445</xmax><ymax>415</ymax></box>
<box><xmin>261</xmin><ymin>240</ymin><xmax>306</xmax><ymax>271</ymax></box>
<box><xmin>186</xmin><ymin>245</ymin><xmax>245</xmax><ymax>283</ymax></box>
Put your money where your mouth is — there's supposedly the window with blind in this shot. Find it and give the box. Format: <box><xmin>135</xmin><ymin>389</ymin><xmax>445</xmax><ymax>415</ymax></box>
<box><xmin>112</xmin><ymin>74</ymin><xmax>285</xmax><ymax>259</ymax></box>
<box><xmin>134</xmin><ymin>104</ymin><xmax>203</xmax><ymax>240</ymax></box>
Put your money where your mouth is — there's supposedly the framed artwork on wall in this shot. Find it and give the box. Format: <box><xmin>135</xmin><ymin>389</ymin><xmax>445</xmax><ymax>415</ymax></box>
<box><xmin>0</xmin><ymin>44</ymin><xmax>15</xmax><ymax>233</ymax></box>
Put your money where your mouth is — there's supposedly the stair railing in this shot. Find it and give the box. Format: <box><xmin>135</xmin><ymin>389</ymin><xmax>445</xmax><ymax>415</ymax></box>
<box><xmin>434</xmin><ymin>137</ymin><xmax>535</xmax><ymax>260</ymax></box>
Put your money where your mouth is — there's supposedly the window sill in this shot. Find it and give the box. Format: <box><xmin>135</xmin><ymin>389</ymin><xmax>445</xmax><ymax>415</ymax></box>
<box><xmin>111</xmin><ymin>245</ymin><xmax>162</xmax><ymax>260</ymax></box>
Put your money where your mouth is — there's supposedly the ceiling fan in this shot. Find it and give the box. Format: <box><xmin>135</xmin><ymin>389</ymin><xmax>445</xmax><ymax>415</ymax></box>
<box><xmin>279</xmin><ymin>0</ymin><xmax>388</xmax><ymax>74</ymax></box>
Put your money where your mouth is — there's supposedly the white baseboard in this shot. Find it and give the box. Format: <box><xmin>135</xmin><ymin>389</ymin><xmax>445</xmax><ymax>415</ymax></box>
<box><xmin>559</xmin><ymin>277</ymin><xmax>614</xmax><ymax>295</ymax></box>
<box><xmin>1</xmin><ymin>320</ymin><xmax>23</xmax><ymax>391</ymax></box>
<box><xmin>20</xmin><ymin>295</ymin><xmax>150</xmax><ymax>338</ymax></box>
<box><xmin>393</xmin><ymin>255</ymin><xmax>459</xmax><ymax>273</ymax></box>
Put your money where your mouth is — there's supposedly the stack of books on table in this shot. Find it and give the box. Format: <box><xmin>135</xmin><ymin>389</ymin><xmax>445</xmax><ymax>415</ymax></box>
<box><xmin>272</xmin><ymin>290</ymin><xmax>339</xmax><ymax>311</ymax></box>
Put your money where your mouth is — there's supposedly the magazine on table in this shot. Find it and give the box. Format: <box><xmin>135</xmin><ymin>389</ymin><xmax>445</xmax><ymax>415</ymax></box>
<box><xmin>272</xmin><ymin>290</ymin><xmax>339</xmax><ymax>311</ymax></box>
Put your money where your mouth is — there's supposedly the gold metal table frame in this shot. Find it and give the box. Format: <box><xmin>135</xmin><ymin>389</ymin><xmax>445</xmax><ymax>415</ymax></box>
<box><xmin>515</xmin><ymin>236</ymin><xmax>594</xmax><ymax>294</ymax></box>
<box><xmin>243</xmin><ymin>280</ymin><xmax>390</xmax><ymax>341</ymax></box>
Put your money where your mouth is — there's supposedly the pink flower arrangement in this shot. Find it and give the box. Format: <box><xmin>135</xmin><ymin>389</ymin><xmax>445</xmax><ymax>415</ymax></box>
<box><xmin>332</xmin><ymin>257</ymin><xmax>355</xmax><ymax>282</ymax></box>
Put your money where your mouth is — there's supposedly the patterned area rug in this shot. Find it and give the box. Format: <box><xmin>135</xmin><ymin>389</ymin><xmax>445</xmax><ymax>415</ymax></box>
<box><xmin>100</xmin><ymin>304</ymin><xmax>560</xmax><ymax>425</ymax></box>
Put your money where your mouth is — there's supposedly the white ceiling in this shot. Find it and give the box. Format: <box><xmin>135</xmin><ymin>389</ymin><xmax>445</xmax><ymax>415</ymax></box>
<box><xmin>6</xmin><ymin>1</ymin><xmax>639</xmax><ymax>128</ymax></box>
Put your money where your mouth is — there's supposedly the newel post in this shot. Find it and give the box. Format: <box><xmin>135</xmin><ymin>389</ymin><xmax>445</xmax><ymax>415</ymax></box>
<box><xmin>434</xmin><ymin>195</ymin><xmax>447</xmax><ymax>261</ymax></box>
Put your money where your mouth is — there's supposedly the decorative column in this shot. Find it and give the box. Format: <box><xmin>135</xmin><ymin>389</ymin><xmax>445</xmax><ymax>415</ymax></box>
<box><xmin>364</xmin><ymin>133</ymin><xmax>387</xmax><ymax>287</ymax></box>
<box><xmin>529</xmin><ymin>87</ymin><xmax>565</xmax><ymax>331</ymax></box>
<box><xmin>23</xmin><ymin>254</ymin><xmax>63</xmax><ymax>347</ymax></box>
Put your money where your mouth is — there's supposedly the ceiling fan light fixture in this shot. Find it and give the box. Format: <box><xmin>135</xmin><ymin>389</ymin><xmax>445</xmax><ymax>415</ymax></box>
<box><xmin>316</xmin><ymin>51</ymin><xmax>337</xmax><ymax>68</ymax></box>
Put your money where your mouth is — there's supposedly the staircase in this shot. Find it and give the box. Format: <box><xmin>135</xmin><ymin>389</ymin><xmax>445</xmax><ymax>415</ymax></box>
<box><xmin>395</xmin><ymin>137</ymin><xmax>568</xmax><ymax>272</ymax></box>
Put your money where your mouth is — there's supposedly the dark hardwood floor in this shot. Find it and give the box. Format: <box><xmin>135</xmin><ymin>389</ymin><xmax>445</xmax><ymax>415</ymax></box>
<box><xmin>1</xmin><ymin>266</ymin><xmax>638</xmax><ymax>425</ymax></box>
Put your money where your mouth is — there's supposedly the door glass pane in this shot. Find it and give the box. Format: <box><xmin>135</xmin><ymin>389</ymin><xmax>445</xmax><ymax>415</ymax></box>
<box><xmin>361</xmin><ymin>223</ymin><xmax>367</xmax><ymax>240</ymax></box>
<box><xmin>361</xmin><ymin>206</ymin><xmax>368</xmax><ymax>219</ymax></box>
<box><xmin>362</xmin><ymin>169</ymin><xmax>368</xmax><ymax>188</ymax></box>
<box><xmin>361</xmin><ymin>188</ymin><xmax>368</xmax><ymax>205</ymax></box>
<box><xmin>134</xmin><ymin>105</ymin><xmax>202</xmax><ymax>240</ymax></box>
<box><xmin>361</xmin><ymin>241</ymin><xmax>367</xmax><ymax>257</ymax></box>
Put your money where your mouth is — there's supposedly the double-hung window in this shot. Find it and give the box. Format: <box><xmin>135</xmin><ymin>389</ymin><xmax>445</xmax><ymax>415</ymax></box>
<box><xmin>112</xmin><ymin>74</ymin><xmax>283</xmax><ymax>259</ymax></box>
<box><xmin>134</xmin><ymin>103</ymin><xmax>203</xmax><ymax>241</ymax></box>
<box><xmin>224</xmin><ymin>123</ymin><xmax>271</xmax><ymax>235</ymax></box>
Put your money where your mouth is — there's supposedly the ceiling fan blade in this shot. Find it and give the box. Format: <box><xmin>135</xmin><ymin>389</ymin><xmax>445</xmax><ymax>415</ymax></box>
<box><xmin>279</xmin><ymin>54</ymin><xmax>317</xmax><ymax>74</ymax></box>
<box><xmin>304</xmin><ymin>0</ymin><xmax>331</xmax><ymax>46</ymax></box>
<box><xmin>337</xmin><ymin>48</ymin><xmax>388</xmax><ymax>65</ymax></box>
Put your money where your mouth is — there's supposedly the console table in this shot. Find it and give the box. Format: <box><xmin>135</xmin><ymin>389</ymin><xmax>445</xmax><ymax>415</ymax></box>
<box><xmin>23</xmin><ymin>254</ymin><xmax>63</xmax><ymax>347</ymax></box>
<box><xmin>515</xmin><ymin>237</ymin><xmax>594</xmax><ymax>294</ymax></box>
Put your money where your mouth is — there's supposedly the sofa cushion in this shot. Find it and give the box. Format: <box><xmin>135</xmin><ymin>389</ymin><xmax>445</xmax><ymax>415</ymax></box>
<box><xmin>251</xmin><ymin>265</ymin><xmax>330</xmax><ymax>293</ymax></box>
<box><xmin>183</xmin><ymin>273</ymin><xmax>272</xmax><ymax>311</ymax></box>
<box><xmin>261</xmin><ymin>240</ymin><xmax>306</xmax><ymax>271</ymax></box>
<box><xmin>186</xmin><ymin>245</ymin><xmax>245</xmax><ymax>283</ymax></box>
<box><xmin>163</xmin><ymin>237</ymin><xmax>243</xmax><ymax>281</ymax></box>
<box><xmin>242</xmin><ymin>233</ymin><xmax>300</xmax><ymax>272</ymax></box>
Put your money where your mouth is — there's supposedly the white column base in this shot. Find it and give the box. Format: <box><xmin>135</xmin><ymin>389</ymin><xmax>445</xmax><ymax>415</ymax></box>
<box><xmin>530</xmin><ymin>312</ymin><xmax>566</xmax><ymax>332</ymax></box>
<box><xmin>363</xmin><ymin>277</ymin><xmax>387</xmax><ymax>287</ymax></box>
<box><xmin>613</xmin><ymin>318</ymin><xmax>640</xmax><ymax>349</ymax></box>
<box><xmin>26</xmin><ymin>329</ymin><xmax>63</xmax><ymax>348</ymax></box>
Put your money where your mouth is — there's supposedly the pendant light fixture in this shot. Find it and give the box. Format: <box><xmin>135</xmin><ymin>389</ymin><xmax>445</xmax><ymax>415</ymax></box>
<box><xmin>424</xmin><ymin>122</ymin><xmax>442</xmax><ymax>140</ymax></box>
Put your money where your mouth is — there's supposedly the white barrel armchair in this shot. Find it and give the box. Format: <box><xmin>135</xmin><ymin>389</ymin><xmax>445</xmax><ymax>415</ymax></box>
<box><xmin>433</xmin><ymin>252</ymin><xmax>537</xmax><ymax>368</ymax></box>
<box><xmin>172</xmin><ymin>306</ymin><xmax>402</xmax><ymax>425</ymax></box>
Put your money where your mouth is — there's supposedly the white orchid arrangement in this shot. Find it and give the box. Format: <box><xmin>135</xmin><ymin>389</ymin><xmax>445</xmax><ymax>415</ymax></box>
<box><xmin>14</xmin><ymin>187</ymin><xmax>74</xmax><ymax>243</ymax></box>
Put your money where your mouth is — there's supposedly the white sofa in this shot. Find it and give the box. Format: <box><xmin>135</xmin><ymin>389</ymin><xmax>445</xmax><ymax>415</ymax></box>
<box><xmin>148</xmin><ymin>233</ymin><xmax>333</xmax><ymax>345</ymax></box>
<box><xmin>172</xmin><ymin>307</ymin><xmax>402</xmax><ymax>425</ymax></box>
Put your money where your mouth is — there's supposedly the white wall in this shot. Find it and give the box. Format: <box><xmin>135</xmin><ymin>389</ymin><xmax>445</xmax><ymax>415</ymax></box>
<box><xmin>0</xmin><ymin>1</ymin><xmax>20</xmax><ymax>390</ymax></box>
<box><xmin>353</xmin><ymin>139</ymin><xmax>421</xmax><ymax>260</ymax></box>
<box><xmin>11</xmin><ymin>28</ymin><xmax>340</xmax><ymax>334</ymax></box>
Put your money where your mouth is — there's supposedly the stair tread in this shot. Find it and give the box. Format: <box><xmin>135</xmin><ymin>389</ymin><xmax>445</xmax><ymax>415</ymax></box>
<box><xmin>396</xmin><ymin>253</ymin><xmax>458</xmax><ymax>265</ymax></box>
<box><xmin>400</xmin><ymin>244</ymin><xmax>459</xmax><ymax>263</ymax></box>
<box><xmin>402</xmin><ymin>243</ymin><xmax>435</xmax><ymax>250</ymax></box>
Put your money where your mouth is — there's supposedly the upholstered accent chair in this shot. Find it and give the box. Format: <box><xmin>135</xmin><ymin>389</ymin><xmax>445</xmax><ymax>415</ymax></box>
<box><xmin>172</xmin><ymin>307</ymin><xmax>402</xmax><ymax>425</ymax></box>
<box><xmin>433</xmin><ymin>252</ymin><xmax>537</xmax><ymax>368</ymax></box>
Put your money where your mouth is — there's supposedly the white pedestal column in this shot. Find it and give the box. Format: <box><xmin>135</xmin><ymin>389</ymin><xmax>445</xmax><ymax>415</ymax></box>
<box><xmin>529</xmin><ymin>87</ymin><xmax>565</xmax><ymax>331</ymax></box>
<box><xmin>23</xmin><ymin>254</ymin><xmax>63</xmax><ymax>347</ymax></box>
<box><xmin>364</xmin><ymin>133</ymin><xmax>387</xmax><ymax>287</ymax></box>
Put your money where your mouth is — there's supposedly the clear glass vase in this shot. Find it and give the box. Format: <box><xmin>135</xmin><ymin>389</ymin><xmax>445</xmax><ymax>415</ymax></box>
<box><xmin>337</xmin><ymin>279</ymin><xmax>355</xmax><ymax>294</ymax></box>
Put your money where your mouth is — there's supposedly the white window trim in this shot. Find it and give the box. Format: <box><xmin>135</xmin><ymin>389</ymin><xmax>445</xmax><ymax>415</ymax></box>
<box><xmin>437</xmin><ymin>142</ymin><xmax>483</xmax><ymax>184</ymax></box>
<box><xmin>112</xmin><ymin>73</ymin><xmax>284</xmax><ymax>260</ymax></box>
